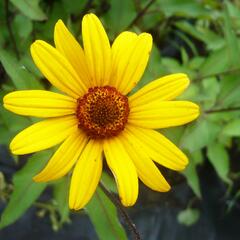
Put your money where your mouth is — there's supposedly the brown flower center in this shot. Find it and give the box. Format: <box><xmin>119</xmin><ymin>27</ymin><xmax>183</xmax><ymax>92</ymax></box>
<box><xmin>76</xmin><ymin>86</ymin><xmax>129</xmax><ymax>139</ymax></box>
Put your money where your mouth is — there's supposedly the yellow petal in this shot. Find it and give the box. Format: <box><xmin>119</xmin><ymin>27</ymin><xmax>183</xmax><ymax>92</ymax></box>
<box><xmin>103</xmin><ymin>137</ymin><xmax>138</xmax><ymax>206</ymax></box>
<box><xmin>3</xmin><ymin>90</ymin><xmax>76</xmax><ymax>118</ymax></box>
<box><xmin>125</xmin><ymin>125</ymin><xmax>188</xmax><ymax>171</ymax></box>
<box><xmin>34</xmin><ymin>130</ymin><xmax>88</xmax><ymax>182</ymax></box>
<box><xmin>10</xmin><ymin>115</ymin><xmax>78</xmax><ymax>155</ymax></box>
<box><xmin>69</xmin><ymin>139</ymin><xmax>103</xmax><ymax>210</ymax></box>
<box><xmin>82</xmin><ymin>13</ymin><xmax>111</xmax><ymax>86</ymax></box>
<box><xmin>111</xmin><ymin>31</ymin><xmax>152</xmax><ymax>95</ymax></box>
<box><xmin>129</xmin><ymin>101</ymin><xmax>200</xmax><ymax>129</ymax></box>
<box><xmin>119</xmin><ymin>132</ymin><xmax>170</xmax><ymax>192</ymax></box>
<box><xmin>129</xmin><ymin>73</ymin><xmax>190</xmax><ymax>107</ymax></box>
<box><xmin>54</xmin><ymin>20</ymin><xmax>91</xmax><ymax>88</ymax></box>
<box><xmin>109</xmin><ymin>31</ymin><xmax>137</xmax><ymax>88</ymax></box>
<box><xmin>30</xmin><ymin>40</ymin><xmax>87</xmax><ymax>98</ymax></box>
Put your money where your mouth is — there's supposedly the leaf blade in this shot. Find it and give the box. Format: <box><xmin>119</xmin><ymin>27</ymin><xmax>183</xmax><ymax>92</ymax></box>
<box><xmin>207</xmin><ymin>143</ymin><xmax>231</xmax><ymax>184</ymax></box>
<box><xmin>10</xmin><ymin>0</ymin><xmax>47</xmax><ymax>21</ymax></box>
<box><xmin>0</xmin><ymin>151</ymin><xmax>51</xmax><ymax>229</ymax></box>
<box><xmin>0</xmin><ymin>48</ymin><xmax>43</xmax><ymax>90</ymax></box>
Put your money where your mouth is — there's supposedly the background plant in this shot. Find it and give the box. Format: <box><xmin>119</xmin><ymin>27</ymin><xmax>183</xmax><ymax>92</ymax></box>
<box><xmin>0</xmin><ymin>0</ymin><xmax>240</xmax><ymax>239</ymax></box>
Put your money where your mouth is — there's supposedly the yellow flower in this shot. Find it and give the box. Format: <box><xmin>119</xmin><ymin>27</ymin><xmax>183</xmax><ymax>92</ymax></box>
<box><xmin>3</xmin><ymin>14</ymin><xmax>199</xmax><ymax>210</ymax></box>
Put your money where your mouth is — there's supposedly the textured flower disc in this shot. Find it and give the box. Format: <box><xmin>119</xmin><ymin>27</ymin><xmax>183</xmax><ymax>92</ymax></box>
<box><xmin>76</xmin><ymin>86</ymin><xmax>129</xmax><ymax>138</ymax></box>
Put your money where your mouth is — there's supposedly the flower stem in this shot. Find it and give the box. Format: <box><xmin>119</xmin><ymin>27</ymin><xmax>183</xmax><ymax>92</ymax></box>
<box><xmin>195</xmin><ymin>67</ymin><xmax>240</xmax><ymax>81</ymax></box>
<box><xmin>126</xmin><ymin>0</ymin><xmax>156</xmax><ymax>29</ymax></box>
<box><xmin>4</xmin><ymin>0</ymin><xmax>20</xmax><ymax>59</ymax></box>
<box><xmin>99</xmin><ymin>182</ymin><xmax>141</xmax><ymax>240</ymax></box>
<box><xmin>206</xmin><ymin>106</ymin><xmax>240</xmax><ymax>114</ymax></box>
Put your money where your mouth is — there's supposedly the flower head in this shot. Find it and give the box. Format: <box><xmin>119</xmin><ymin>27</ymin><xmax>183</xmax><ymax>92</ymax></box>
<box><xmin>3</xmin><ymin>14</ymin><xmax>199</xmax><ymax>210</ymax></box>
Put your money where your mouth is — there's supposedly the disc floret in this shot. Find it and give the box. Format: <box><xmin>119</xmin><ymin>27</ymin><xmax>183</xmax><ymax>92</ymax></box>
<box><xmin>76</xmin><ymin>86</ymin><xmax>129</xmax><ymax>138</ymax></box>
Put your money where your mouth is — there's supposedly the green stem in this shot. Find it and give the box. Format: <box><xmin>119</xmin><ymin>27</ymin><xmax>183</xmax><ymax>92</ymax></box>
<box><xmin>99</xmin><ymin>182</ymin><xmax>141</xmax><ymax>240</ymax></box>
<box><xmin>126</xmin><ymin>0</ymin><xmax>156</xmax><ymax>29</ymax></box>
<box><xmin>34</xmin><ymin>202</ymin><xmax>56</xmax><ymax>212</ymax></box>
<box><xmin>195</xmin><ymin>67</ymin><xmax>240</xmax><ymax>81</ymax></box>
<box><xmin>4</xmin><ymin>0</ymin><xmax>20</xmax><ymax>59</ymax></box>
<box><xmin>206</xmin><ymin>106</ymin><xmax>240</xmax><ymax>114</ymax></box>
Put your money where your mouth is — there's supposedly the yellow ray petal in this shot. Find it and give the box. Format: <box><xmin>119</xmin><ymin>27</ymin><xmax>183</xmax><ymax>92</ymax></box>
<box><xmin>10</xmin><ymin>115</ymin><xmax>78</xmax><ymax>155</ymax></box>
<box><xmin>82</xmin><ymin>13</ymin><xmax>111</xmax><ymax>86</ymax></box>
<box><xmin>103</xmin><ymin>137</ymin><xmax>138</xmax><ymax>207</ymax></box>
<box><xmin>34</xmin><ymin>130</ymin><xmax>88</xmax><ymax>182</ymax></box>
<box><xmin>30</xmin><ymin>40</ymin><xmax>87</xmax><ymax>98</ymax></box>
<box><xmin>119</xmin><ymin>132</ymin><xmax>170</xmax><ymax>192</ymax></box>
<box><xmin>129</xmin><ymin>73</ymin><xmax>190</xmax><ymax>107</ymax></box>
<box><xmin>54</xmin><ymin>20</ymin><xmax>91</xmax><ymax>88</ymax></box>
<box><xmin>125</xmin><ymin>125</ymin><xmax>188</xmax><ymax>171</ymax></box>
<box><xmin>69</xmin><ymin>139</ymin><xmax>103</xmax><ymax>210</ymax></box>
<box><xmin>129</xmin><ymin>101</ymin><xmax>200</xmax><ymax>129</ymax></box>
<box><xmin>3</xmin><ymin>90</ymin><xmax>76</xmax><ymax>118</ymax></box>
<box><xmin>111</xmin><ymin>31</ymin><xmax>152</xmax><ymax>95</ymax></box>
<box><xmin>109</xmin><ymin>31</ymin><xmax>137</xmax><ymax>87</ymax></box>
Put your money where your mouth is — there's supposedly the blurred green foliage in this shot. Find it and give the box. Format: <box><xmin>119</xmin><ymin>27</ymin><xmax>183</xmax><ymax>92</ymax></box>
<box><xmin>0</xmin><ymin>0</ymin><xmax>240</xmax><ymax>238</ymax></box>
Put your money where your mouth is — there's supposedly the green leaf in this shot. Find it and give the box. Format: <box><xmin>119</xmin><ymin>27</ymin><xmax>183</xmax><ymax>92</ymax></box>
<box><xmin>161</xmin><ymin>127</ymin><xmax>185</xmax><ymax>145</ymax></box>
<box><xmin>0</xmin><ymin>90</ymin><xmax>31</xmax><ymax>134</ymax></box>
<box><xmin>177</xmin><ymin>208</ymin><xmax>200</xmax><ymax>226</ymax></box>
<box><xmin>0</xmin><ymin>104</ymin><xmax>31</xmax><ymax>134</ymax></box>
<box><xmin>0</xmin><ymin>151</ymin><xmax>52</xmax><ymax>229</ymax></box>
<box><xmin>175</xmin><ymin>31</ymin><xmax>198</xmax><ymax>57</ymax></box>
<box><xmin>101</xmin><ymin>172</ymin><xmax>117</xmax><ymax>193</ymax></box>
<box><xmin>199</xmin><ymin>47</ymin><xmax>230</xmax><ymax>77</ymax></box>
<box><xmin>181</xmin><ymin>118</ymin><xmax>221</xmax><ymax>152</ymax></box>
<box><xmin>222</xmin><ymin>3</ymin><xmax>240</xmax><ymax>68</ymax></box>
<box><xmin>0</xmin><ymin>7</ymin><xmax>8</xmax><ymax>47</ymax></box>
<box><xmin>141</xmin><ymin>11</ymin><xmax>164</xmax><ymax>29</ymax></box>
<box><xmin>34</xmin><ymin>0</ymin><xmax>67</xmax><ymax>40</ymax></box>
<box><xmin>183</xmin><ymin>151</ymin><xmax>203</xmax><ymax>198</ymax></box>
<box><xmin>189</xmin><ymin>57</ymin><xmax>205</xmax><ymax>70</ymax></box>
<box><xmin>104</xmin><ymin>0</ymin><xmax>136</xmax><ymax>37</ymax></box>
<box><xmin>207</xmin><ymin>143</ymin><xmax>231</xmax><ymax>184</ymax></box>
<box><xmin>13</xmin><ymin>14</ymin><xmax>33</xmax><ymax>39</ymax></box>
<box><xmin>62</xmin><ymin>0</ymin><xmax>88</xmax><ymax>15</ymax></box>
<box><xmin>179</xmin><ymin>82</ymin><xmax>199</xmax><ymax>101</ymax></box>
<box><xmin>180</xmin><ymin>47</ymin><xmax>189</xmax><ymax>66</ymax></box>
<box><xmin>225</xmin><ymin>1</ymin><xmax>240</xmax><ymax>30</ymax></box>
<box><xmin>156</xmin><ymin>0</ymin><xmax>210</xmax><ymax>18</ymax></box>
<box><xmin>191</xmin><ymin>150</ymin><xmax>204</xmax><ymax>165</ymax></box>
<box><xmin>53</xmin><ymin>177</ymin><xmax>70</xmax><ymax>224</ymax></box>
<box><xmin>218</xmin><ymin>73</ymin><xmax>240</xmax><ymax>107</ymax></box>
<box><xmin>175</xmin><ymin>21</ymin><xmax>224</xmax><ymax>50</ymax></box>
<box><xmin>201</xmin><ymin>77</ymin><xmax>220</xmax><ymax>109</ymax></box>
<box><xmin>86</xmin><ymin>187</ymin><xmax>127</xmax><ymax>240</ymax></box>
<box><xmin>10</xmin><ymin>0</ymin><xmax>47</xmax><ymax>21</ymax></box>
<box><xmin>0</xmin><ymin>124</ymin><xmax>11</xmax><ymax>144</ymax></box>
<box><xmin>160</xmin><ymin>57</ymin><xmax>194</xmax><ymax>78</ymax></box>
<box><xmin>222</xmin><ymin>119</ymin><xmax>240</xmax><ymax>137</ymax></box>
<box><xmin>183</xmin><ymin>163</ymin><xmax>201</xmax><ymax>198</ymax></box>
<box><xmin>0</xmin><ymin>48</ymin><xmax>43</xmax><ymax>90</ymax></box>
